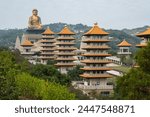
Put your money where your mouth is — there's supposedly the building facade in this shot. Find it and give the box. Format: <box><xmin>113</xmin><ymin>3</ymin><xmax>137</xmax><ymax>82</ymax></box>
<box><xmin>117</xmin><ymin>39</ymin><xmax>132</xmax><ymax>55</ymax></box>
<box><xmin>80</xmin><ymin>23</ymin><xmax>113</xmax><ymax>95</ymax></box>
<box><xmin>55</xmin><ymin>26</ymin><xmax>76</xmax><ymax>74</ymax></box>
<box><xmin>136</xmin><ymin>28</ymin><xmax>150</xmax><ymax>48</ymax></box>
<box><xmin>40</xmin><ymin>27</ymin><xmax>56</xmax><ymax>64</ymax></box>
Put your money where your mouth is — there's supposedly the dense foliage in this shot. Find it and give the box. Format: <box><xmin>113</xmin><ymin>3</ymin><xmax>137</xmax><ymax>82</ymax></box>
<box><xmin>16</xmin><ymin>73</ymin><xmax>75</xmax><ymax>100</ymax></box>
<box><xmin>115</xmin><ymin>42</ymin><xmax>150</xmax><ymax>99</ymax></box>
<box><xmin>0</xmin><ymin>49</ymin><xmax>75</xmax><ymax>100</ymax></box>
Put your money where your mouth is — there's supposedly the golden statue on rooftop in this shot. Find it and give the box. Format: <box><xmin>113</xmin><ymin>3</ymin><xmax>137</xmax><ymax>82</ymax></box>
<box><xmin>28</xmin><ymin>9</ymin><xmax>42</xmax><ymax>29</ymax></box>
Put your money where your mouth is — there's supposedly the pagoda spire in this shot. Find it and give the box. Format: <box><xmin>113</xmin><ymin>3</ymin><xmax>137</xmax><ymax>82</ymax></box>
<box><xmin>15</xmin><ymin>36</ymin><xmax>21</xmax><ymax>50</ymax></box>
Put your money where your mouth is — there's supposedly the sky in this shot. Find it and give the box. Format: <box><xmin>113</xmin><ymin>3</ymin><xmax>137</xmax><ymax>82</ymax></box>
<box><xmin>0</xmin><ymin>0</ymin><xmax>150</xmax><ymax>29</ymax></box>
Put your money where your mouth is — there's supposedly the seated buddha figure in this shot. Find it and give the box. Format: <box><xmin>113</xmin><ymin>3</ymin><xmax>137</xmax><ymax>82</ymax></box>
<box><xmin>28</xmin><ymin>9</ymin><xmax>42</xmax><ymax>29</ymax></box>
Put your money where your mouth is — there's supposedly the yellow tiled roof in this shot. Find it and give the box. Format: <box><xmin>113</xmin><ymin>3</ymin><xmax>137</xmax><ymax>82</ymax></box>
<box><xmin>136</xmin><ymin>43</ymin><xmax>147</xmax><ymax>47</ymax></box>
<box><xmin>117</xmin><ymin>40</ymin><xmax>131</xmax><ymax>47</ymax></box>
<box><xmin>84</xmin><ymin>23</ymin><xmax>109</xmax><ymax>35</ymax></box>
<box><xmin>136</xmin><ymin>28</ymin><xmax>150</xmax><ymax>37</ymax></box>
<box><xmin>58</xmin><ymin>26</ymin><xmax>75</xmax><ymax>35</ymax></box>
<box><xmin>21</xmin><ymin>39</ymin><xmax>33</xmax><ymax>46</ymax></box>
<box><xmin>42</xmin><ymin>27</ymin><xmax>54</xmax><ymax>35</ymax></box>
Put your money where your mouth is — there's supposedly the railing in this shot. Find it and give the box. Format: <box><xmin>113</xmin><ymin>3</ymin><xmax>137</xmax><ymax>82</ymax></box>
<box><xmin>57</xmin><ymin>36</ymin><xmax>75</xmax><ymax>39</ymax></box>
<box><xmin>21</xmin><ymin>52</ymin><xmax>34</xmax><ymax>54</ymax></box>
<box><xmin>55</xmin><ymin>42</ymin><xmax>75</xmax><ymax>45</ymax></box>
<box><xmin>86</xmin><ymin>52</ymin><xmax>108</xmax><ymax>54</ymax></box>
<box><xmin>40</xmin><ymin>44</ymin><xmax>55</xmax><ymax>47</ymax></box>
<box><xmin>82</xmin><ymin>37</ymin><xmax>108</xmax><ymax>40</ymax></box>
<box><xmin>42</xmin><ymin>35</ymin><xmax>55</xmax><ymax>38</ymax></box>
<box><xmin>56</xmin><ymin>58</ymin><xmax>76</xmax><ymax>60</ymax></box>
<box><xmin>82</xmin><ymin>46</ymin><xmax>110</xmax><ymax>49</ymax></box>
<box><xmin>57</xmin><ymin>47</ymin><xmax>76</xmax><ymax>50</ymax></box>
<box><xmin>57</xmin><ymin>52</ymin><xmax>75</xmax><ymax>55</ymax></box>
<box><xmin>117</xmin><ymin>52</ymin><xmax>131</xmax><ymax>54</ymax></box>
<box><xmin>41</xmin><ymin>52</ymin><xmax>55</xmax><ymax>54</ymax></box>
<box><xmin>77</xmin><ymin>84</ymin><xmax>113</xmax><ymax>90</ymax></box>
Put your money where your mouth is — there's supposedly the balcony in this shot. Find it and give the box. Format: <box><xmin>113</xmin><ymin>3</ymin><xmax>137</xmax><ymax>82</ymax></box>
<box><xmin>82</xmin><ymin>38</ymin><xmax>110</xmax><ymax>43</ymax></box>
<box><xmin>41</xmin><ymin>52</ymin><xmax>55</xmax><ymax>55</ymax></box>
<box><xmin>81</xmin><ymin>53</ymin><xmax>111</xmax><ymax>57</ymax></box>
<box><xmin>40</xmin><ymin>40</ymin><xmax>55</xmax><ymax>43</ymax></box>
<box><xmin>56</xmin><ymin>47</ymin><xmax>76</xmax><ymax>50</ymax></box>
<box><xmin>55</xmin><ymin>63</ymin><xmax>76</xmax><ymax>66</ymax></box>
<box><xmin>82</xmin><ymin>45</ymin><xmax>110</xmax><ymax>49</ymax></box>
<box><xmin>55</xmin><ymin>42</ymin><xmax>75</xmax><ymax>45</ymax></box>
<box><xmin>40</xmin><ymin>44</ymin><xmax>55</xmax><ymax>47</ymax></box>
<box><xmin>81</xmin><ymin>59</ymin><xmax>112</xmax><ymax>63</ymax></box>
<box><xmin>21</xmin><ymin>51</ymin><xmax>34</xmax><ymax>55</ymax></box>
<box><xmin>42</xmin><ymin>35</ymin><xmax>55</xmax><ymax>38</ymax></box>
<box><xmin>56</xmin><ymin>52</ymin><xmax>75</xmax><ymax>55</ymax></box>
<box><xmin>57</xmin><ymin>36</ymin><xmax>75</xmax><ymax>40</ymax></box>
<box><xmin>80</xmin><ymin>67</ymin><xmax>112</xmax><ymax>71</ymax></box>
<box><xmin>40</xmin><ymin>56</ymin><xmax>55</xmax><ymax>59</ymax></box>
<box><xmin>77</xmin><ymin>84</ymin><xmax>113</xmax><ymax>90</ymax></box>
<box><xmin>41</xmin><ymin>48</ymin><xmax>55</xmax><ymax>51</ymax></box>
<box><xmin>117</xmin><ymin>52</ymin><xmax>132</xmax><ymax>54</ymax></box>
<box><xmin>80</xmin><ymin>74</ymin><xmax>112</xmax><ymax>78</ymax></box>
<box><xmin>56</xmin><ymin>58</ymin><xmax>76</xmax><ymax>61</ymax></box>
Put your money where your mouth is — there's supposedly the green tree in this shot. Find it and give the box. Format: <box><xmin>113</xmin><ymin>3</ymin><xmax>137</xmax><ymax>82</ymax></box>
<box><xmin>68</xmin><ymin>65</ymin><xmax>83</xmax><ymax>81</ymax></box>
<box><xmin>115</xmin><ymin>69</ymin><xmax>150</xmax><ymax>99</ymax></box>
<box><xmin>30</xmin><ymin>64</ymin><xmax>70</xmax><ymax>85</ymax></box>
<box><xmin>115</xmin><ymin>42</ymin><xmax>150</xmax><ymax>99</ymax></box>
<box><xmin>0</xmin><ymin>50</ymin><xmax>19</xmax><ymax>99</ymax></box>
<box><xmin>16</xmin><ymin>73</ymin><xmax>75</xmax><ymax>100</ymax></box>
<box><xmin>136</xmin><ymin>42</ymin><xmax>150</xmax><ymax>74</ymax></box>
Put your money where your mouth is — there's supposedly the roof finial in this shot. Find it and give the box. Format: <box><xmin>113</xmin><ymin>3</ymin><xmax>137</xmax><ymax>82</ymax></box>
<box><xmin>94</xmin><ymin>22</ymin><xmax>98</xmax><ymax>26</ymax></box>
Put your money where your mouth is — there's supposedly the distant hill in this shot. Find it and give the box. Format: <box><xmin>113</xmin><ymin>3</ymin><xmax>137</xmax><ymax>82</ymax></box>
<box><xmin>0</xmin><ymin>23</ymin><xmax>148</xmax><ymax>53</ymax></box>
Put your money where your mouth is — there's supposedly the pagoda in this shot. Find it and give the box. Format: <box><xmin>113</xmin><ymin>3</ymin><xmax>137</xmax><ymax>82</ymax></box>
<box><xmin>20</xmin><ymin>38</ymin><xmax>34</xmax><ymax>61</ymax></box>
<box><xmin>80</xmin><ymin>23</ymin><xmax>113</xmax><ymax>94</ymax></box>
<box><xmin>55</xmin><ymin>26</ymin><xmax>76</xmax><ymax>74</ymax></box>
<box><xmin>117</xmin><ymin>39</ymin><xmax>132</xmax><ymax>55</ymax></box>
<box><xmin>40</xmin><ymin>27</ymin><xmax>56</xmax><ymax>64</ymax></box>
<box><xmin>136</xmin><ymin>28</ymin><xmax>150</xmax><ymax>48</ymax></box>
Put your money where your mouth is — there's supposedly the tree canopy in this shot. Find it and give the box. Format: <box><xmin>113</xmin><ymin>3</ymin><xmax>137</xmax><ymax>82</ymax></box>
<box><xmin>115</xmin><ymin>42</ymin><xmax>150</xmax><ymax>99</ymax></box>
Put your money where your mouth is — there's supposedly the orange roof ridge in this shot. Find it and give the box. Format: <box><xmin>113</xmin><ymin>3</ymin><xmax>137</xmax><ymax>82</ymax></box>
<box><xmin>136</xmin><ymin>27</ymin><xmax>150</xmax><ymax>37</ymax></box>
<box><xmin>117</xmin><ymin>39</ymin><xmax>131</xmax><ymax>47</ymax></box>
<box><xmin>42</xmin><ymin>26</ymin><xmax>54</xmax><ymax>35</ymax></box>
<box><xmin>58</xmin><ymin>26</ymin><xmax>75</xmax><ymax>35</ymax></box>
<box><xmin>84</xmin><ymin>23</ymin><xmax>109</xmax><ymax>35</ymax></box>
<box><xmin>21</xmin><ymin>38</ymin><xmax>33</xmax><ymax>46</ymax></box>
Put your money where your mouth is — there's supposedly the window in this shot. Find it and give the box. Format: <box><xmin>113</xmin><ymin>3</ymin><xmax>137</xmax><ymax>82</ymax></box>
<box><xmin>101</xmin><ymin>91</ymin><xmax>110</xmax><ymax>96</ymax></box>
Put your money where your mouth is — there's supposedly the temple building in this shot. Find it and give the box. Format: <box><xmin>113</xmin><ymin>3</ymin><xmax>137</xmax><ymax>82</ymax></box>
<box><xmin>136</xmin><ymin>28</ymin><xmax>150</xmax><ymax>48</ymax></box>
<box><xmin>80</xmin><ymin>23</ymin><xmax>113</xmax><ymax>95</ymax></box>
<box><xmin>40</xmin><ymin>27</ymin><xmax>56</xmax><ymax>64</ymax></box>
<box><xmin>117</xmin><ymin>39</ymin><xmax>132</xmax><ymax>55</ymax></box>
<box><xmin>20</xmin><ymin>38</ymin><xmax>34</xmax><ymax>63</ymax></box>
<box><xmin>55</xmin><ymin>26</ymin><xmax>76</xmax><ymax>74</ymax></box>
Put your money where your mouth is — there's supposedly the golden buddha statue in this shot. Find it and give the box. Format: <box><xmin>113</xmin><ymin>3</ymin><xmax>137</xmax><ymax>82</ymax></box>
<box><xmin>28</xmin><ymin>9</ymin><xmax>42</xmax><ymax>29</ymax></box>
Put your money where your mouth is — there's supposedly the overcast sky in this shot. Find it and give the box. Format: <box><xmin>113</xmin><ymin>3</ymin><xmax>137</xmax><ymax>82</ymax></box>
<box><xmin>0</xmin><ymin>0</ymin><xmax>150</xmax><ymax>29</ymax></box>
